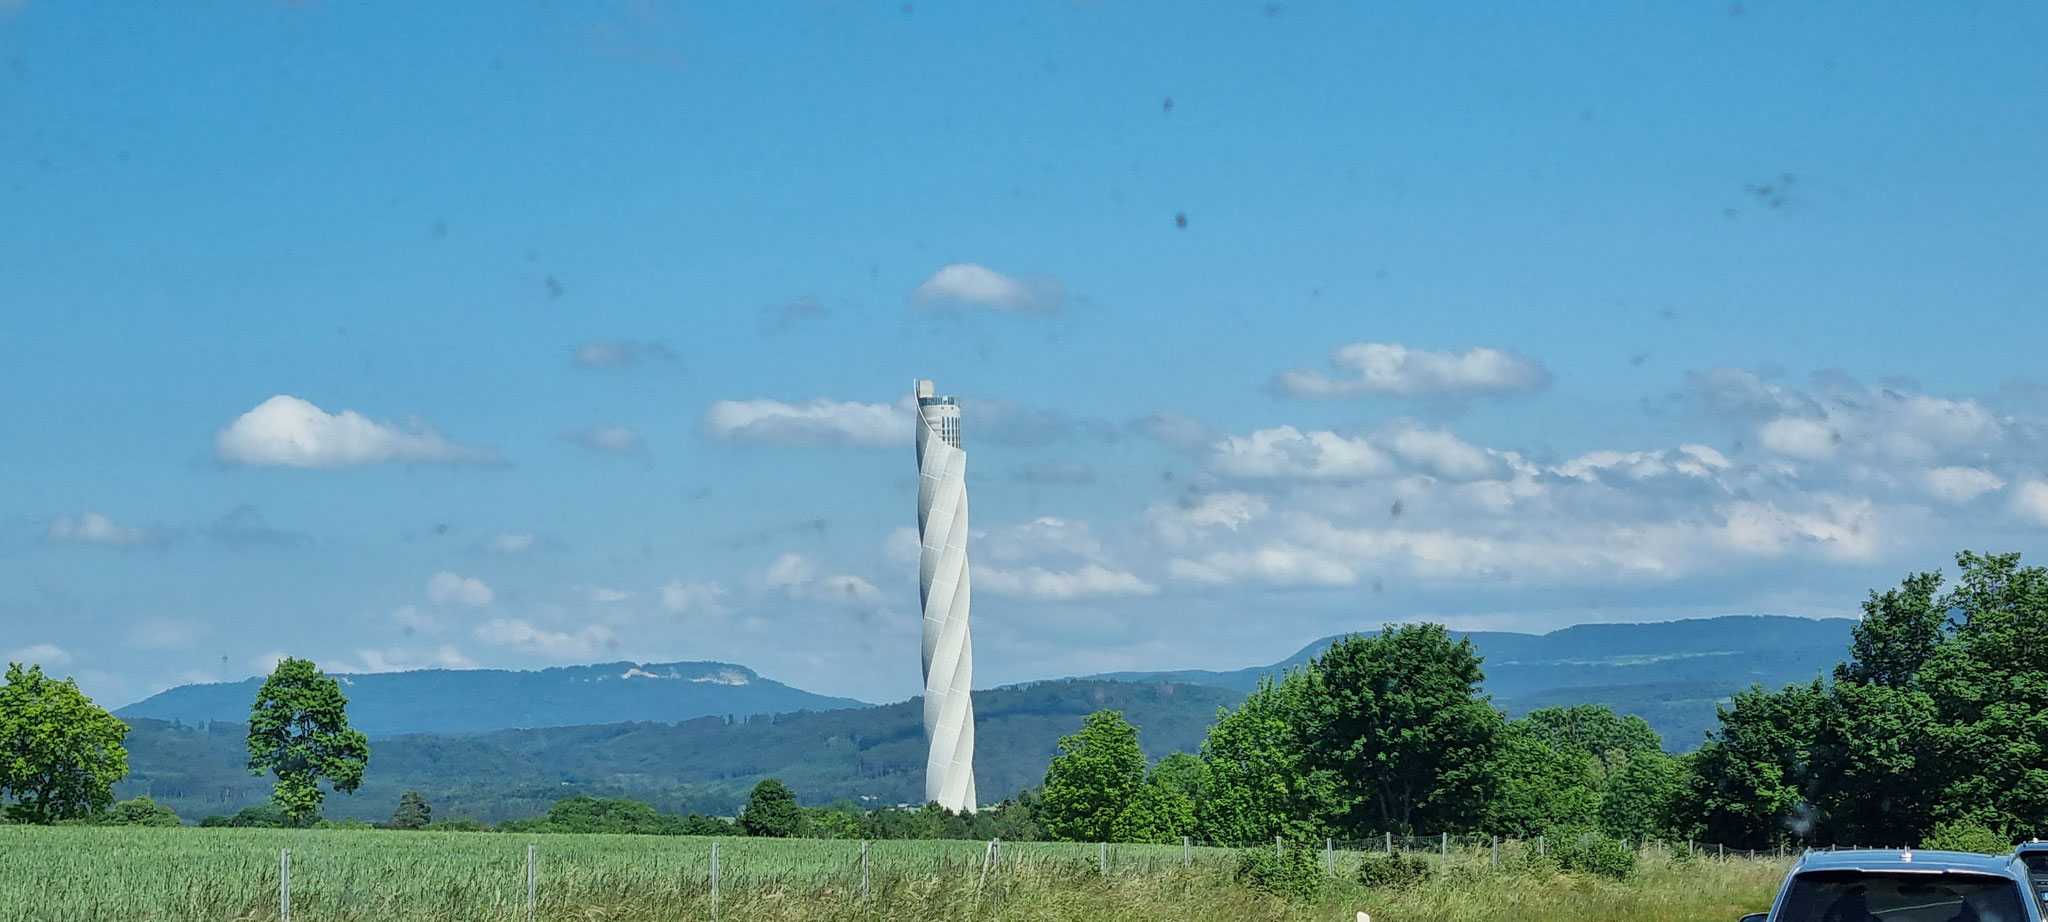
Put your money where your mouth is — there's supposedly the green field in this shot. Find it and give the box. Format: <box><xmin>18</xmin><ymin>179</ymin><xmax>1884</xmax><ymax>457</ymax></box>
<box><xmin>0</xmin><ymin>827</ymin><xmax>1786</xmax><ymax>922</ymax></box>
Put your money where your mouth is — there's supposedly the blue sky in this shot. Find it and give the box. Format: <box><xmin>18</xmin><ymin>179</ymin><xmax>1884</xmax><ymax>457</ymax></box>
<box><xmin>4</xmin><ymin>1</ymin><xmax>2047</xmax><ymax>709</ymax></box>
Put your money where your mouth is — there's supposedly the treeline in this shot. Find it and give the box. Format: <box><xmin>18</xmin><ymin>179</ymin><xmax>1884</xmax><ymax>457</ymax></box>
<box><xmin>1033</xmin><ymin>550</ymin><xmax>2048</xmax><ymax>852</ymax></box>
<box><xmin>1032</xmin><ymin>630</ymin><xmax>1686</xmax><ymax>845</ymax></box>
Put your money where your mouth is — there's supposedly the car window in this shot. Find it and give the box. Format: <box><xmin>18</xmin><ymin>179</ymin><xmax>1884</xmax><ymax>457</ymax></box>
<box><xmin>1777</xmin><ymin>871</ymin><xmax>2028</xmax><ymax>922</ymax></box>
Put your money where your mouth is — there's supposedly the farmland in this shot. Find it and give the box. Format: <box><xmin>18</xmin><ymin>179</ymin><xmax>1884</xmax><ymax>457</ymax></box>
<box><xmin>0</xmin><ymin>826</ymin><xmax>1786</xmax><ymax>922</ymax></box>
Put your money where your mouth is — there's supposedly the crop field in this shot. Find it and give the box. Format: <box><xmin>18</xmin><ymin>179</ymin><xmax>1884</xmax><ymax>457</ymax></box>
<box><xmin>0</xmin><ymin>826</ymin><xmax>1787</xmax><ymax>922</ymax></box>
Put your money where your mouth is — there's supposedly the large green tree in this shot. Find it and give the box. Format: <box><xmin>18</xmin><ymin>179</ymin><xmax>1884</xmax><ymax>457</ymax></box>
<box><xmin>1196</xmin><ymin>673</ymin><xmax>1333</xmax><ymax>844</ymax></box>
<box><xmin>1300</xmin><ymin>624</ymin><xmax>1502</xmax><ymax>835</ymax></box>
<box><xmin>246</xmin><ymin>657</ymin><xmax>370</xmax><ymax>826</ymax></box>
<box><xmin>1038</xmin><ymin>709</ymin><xmax>1146</xmax><ymax>842</ymax></box>
<box><xmin>1689</xmin><ymin>680</ymin><xmax>1828</xmax><ymax>848</ymax></box>
<box><xmin>738</xmin><ymin>778</ymin><xmax>803</xmax><ymax>837</ymax></box>
<box><xmin>0</xmin><ymin>663</ymin><xmax>130</xmax><ymax>824</ymax></box>
<box><xmin>1481</xmin><ymin>724</ymin><xmax>1598</xmax><ymax>837</ymax></box>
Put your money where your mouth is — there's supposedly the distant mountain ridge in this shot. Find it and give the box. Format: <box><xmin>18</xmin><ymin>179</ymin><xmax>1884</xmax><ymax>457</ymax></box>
<box><xmin>1083</xmin><ymin>615</ymin><xmax>1856</xmax><ymax>746</ymax></box>
<box><xmin>115</xmin><ymin>661</ymin><xmax>867</xmax><ymax>736</ymax></box>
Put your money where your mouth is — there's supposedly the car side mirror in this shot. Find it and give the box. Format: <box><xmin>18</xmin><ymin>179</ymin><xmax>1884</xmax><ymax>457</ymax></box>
<box><xmin>1738</xmin><ymin>913</ymin><xmax>1769</xmax><ymax>922</ymax></box>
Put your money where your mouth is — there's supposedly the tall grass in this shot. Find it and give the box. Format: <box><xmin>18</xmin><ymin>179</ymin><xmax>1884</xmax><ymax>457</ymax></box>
<box><xmin>0</xmin><ymin>826</ymin><xmax>1784</xmax><ymax>922</ymax></box>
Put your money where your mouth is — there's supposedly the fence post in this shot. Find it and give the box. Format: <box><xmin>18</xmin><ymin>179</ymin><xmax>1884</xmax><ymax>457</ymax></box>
<box><xmin>1099</xmin><ymin>841</ymin><xmax>1107</xmax><ymax>876</ymax></box>
<box><xmin>711</xmin><ymin>841</ymin><xmax>721</xmax><ymax>922</ymax></box>
<box><xmin>1326</xmin><ymin>837</ymin><xmax>1335</xmax><ymax>875</ymax></box>
<box><xmin>1385</xmin><ymin>831</ymin><xmax>1393</xmax><ymax>854</ymax></box>
<box><xmin>1491</xmin><ymin>835</ymin><xmax>1499</xmax><ymax>868</ymax></box>
<box><xmin>280</xmin><ymin>847</ymin><xmax>291</xmax><ymax>922</ymax></box>
<box><xmin>1182</xmin><ymin>836</ymin><xmax>1190</xmax><ymax>868</ymax></box>
<box><xmin>1441</xmin><ymin>832</ymin><xmax>1448</xmax><ymax>865</ymax></box>
<box><xmin>1719</xmin><ymin>843</ymin><xmax>1725</xmax><ymax>860</ymax></box>
<box><xmin>1276</xmin><ymin>835</ymin><xmax>1283</xmax><ymax>859</ymax></box>
<box><xmin>860</xmin><ymin>840</ymin><xmax>870</xmax><ymax>904</ymax></box>
<box><xmin>1539</xmin><ymin>834</ymin><xmax>1546</xmax><ymax>857</ymax></box>
<box><xmin>525</xmin><ymin>843</ymin><xmax>536</xmax><ymax>922</ymax></box>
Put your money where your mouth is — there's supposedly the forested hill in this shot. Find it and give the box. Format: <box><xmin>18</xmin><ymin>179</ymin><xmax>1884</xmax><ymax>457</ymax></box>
<box><xmin>117</xmin><ymin>679</ymin><xmax>1245</xmax><ymax>825</ymax></box>
<box><xmin>114</xmin><ymin>661</ymin><xmax>867</xmax><ymax>736</ymax></box>
<box><xmin>1085</xmin><ymin>615</ymin><xmax>1857</xmax><ymax>747</ymax></box>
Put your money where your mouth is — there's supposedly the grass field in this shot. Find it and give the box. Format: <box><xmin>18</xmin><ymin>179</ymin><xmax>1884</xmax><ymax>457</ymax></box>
<box><xmin>0</xmin><ymin>826</ymin><xmax>1786</xmax><ymax>922</ymax></box>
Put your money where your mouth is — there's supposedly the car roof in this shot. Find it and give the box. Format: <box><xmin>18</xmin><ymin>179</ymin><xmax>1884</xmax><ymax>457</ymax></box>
<box><xmin>2016</xmin><ymin>841</ymin><xmax>2048</xmax><ymax>856</ymax></box>
<box><xmin>1795</xmin><ymin>849</ymin><xmax>2026</xmax><ymax>879</ymax></box>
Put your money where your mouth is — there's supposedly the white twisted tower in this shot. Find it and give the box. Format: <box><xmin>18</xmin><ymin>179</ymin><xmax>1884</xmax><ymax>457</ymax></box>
<box><xmin>914</xmin><ymin>379</ymin><xmax>976</xmax><ymax>812</ymax></box>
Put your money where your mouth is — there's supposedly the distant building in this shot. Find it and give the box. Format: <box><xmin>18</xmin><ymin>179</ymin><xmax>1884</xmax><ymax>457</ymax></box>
<box><xmin>914</xmin><ymin>379</ymin><xmax>976</xmax><ymax>812</ymax></box>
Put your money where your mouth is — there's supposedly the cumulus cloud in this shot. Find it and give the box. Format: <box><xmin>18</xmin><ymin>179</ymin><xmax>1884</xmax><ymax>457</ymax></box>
<box><xmin>475</xmin><ymin>619</ymin><xmax>617</xmax><ymax>658</ymax></box>
<box><xmin>339</xmin><ymin>645</ymin><xmax>477</xmax><ymax>673</ymax></box>
<box><xmin>216</xmin><ymin>396</ymin><xmax>497</xmax><ymax>468</ymax></box>
<box><xmin>1210</xmin><ymin>426</ymin><xmax>1393</xmax><ymax>480</ymax></box>
<box><xmin>46</xmin><ymin>512</ymin><xmax>155</xmax><ymax>546</ymax></box>
<box><xmin>977</xmin><ymin>563</ymin><xmax>1159</xmax><ymax>600</ymax></box>
<box><xmin>2014</xmin><ymin>481</ymin><xmax>2048</xmax><ymax>525</ymax></box>
<box><xmin>884</xmin><ymin>526</ymin><xmax>924</xmax><ymax>567</ymax></box>
<box><xmin>561</xmin><ymin>425</ymin><xmax>646</xmax><ymax>454</ymax></box>
<box><xmin>757</xmin><ymin>553</ymin><xmax>882</xmax><ymax>604</ymax></box>
<box><xmin>426</xmin><ymin>571</ymin><xmax>494</xmax><ymax>607</ymax></box>
<box><xmin>1924</xmin><ymin>467</ymin><xmax>2005</xmax><ymax>503</ymax></box>
<box><xmin>1149</xmin><ymin>492</ymin><xmax>1269</xmax><ymax>546</ymax></box>
<box><xmin>589</xmin><ymin>587</ymin><xmax>634</xmax><ymax>604</ymax></box>
<box><xmin>5</xmin><ymin>643</ymin><xmax>71</xmax><ymax>667</ymax></box>
<box><xmin>1273</xmin><ymin>343</ymin><xmax>1550</xmax><ymax>399</ymax></box>
<box><xmin>703</xmin><ymin>398</ymin><xmax>906</xmax><ymax>448</ymax></box>
<box><xmin>660</xmin><ymin>581</ymin><xmax>730</xmax><ymax>616</ymax></box>
<box><xmin>572</xmin><ymin>340</ymin><xmax>675</xmax><ymax>368</ymax></box>
<box><xmin>909</xmin><ymin>263</ymin><xmax>1062</xmax><ymax>313</ymax></box>
<box><xmin>1169</xmin><ymin>545</ymin><xmax>1358</xmax><ymax>587</ymax></box>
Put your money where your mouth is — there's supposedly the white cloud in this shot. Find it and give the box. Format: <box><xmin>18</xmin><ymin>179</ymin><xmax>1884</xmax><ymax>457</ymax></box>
<box><xmin>5</xmin><ymin>643</ymin><xmax>71</xmax><ymax>667</ymax></box>
<box><xmin>884</xmin><ymin>526</ymin><xmax>924</xmax><ymax>567</ymax></box>
<box><xmin>561</xmin><ymin>425</ymin><xmax>646</xmax><ymax>454</ymax></box>
<box><xmin>46</xmin><ymin>512</ymin><xmax>147</xmax><ymax>545</ymax></box>
<box><xmin>252</xmin><ymin>651</ymin><xmax>290</xmax><ymax>674</ymax></box>
<box><xmin>570</xmin><ymin>340</ymin><xmax>674</xmax><ymax>368</ymax></box>
<box><xmin>1274</xmin><ymin>343</ymin><xmax>1550</xmax><ymax>399</ymax></box>
<box><xmin>486</xmin><ymin>532</ymin><xmax>536</xmax><ymax>554</ymax></box>
<box><xmin>589</xmin><ymin>587</ymin><xmax>634</xmax><ymax>604</ymax></box>
<box><xmin>1385</xmin><ymin>426</ymin><xmax>1503</xmax><ymax>481</ymax></box>
<box><xmin>341</xmin><ymin>645</ymin><xmax>477</xmax><ymax>673</ymax></box>
<box><xmin>1168</xmin><ymin>544</ymin><xmax>1358</xmax><ymax>587</ymax></box>
<box><xmin>757</xmin><ymin>553</ymin><xmax>881</xmax><ymax>603</ymax></box>
<box><xmin>1924</xmin><ymin>466</ymin><xmax>2005</xmax><ymax>503</ymax></box>
<box><xmin>426</xmin><ymin>571</ymin><xmax>494</xmax><ymax>607</ymax></box>
<box><xmin>2013</xmin><ymin>481</ymin><xmax>2048</xmax><ymax>526</ymax></box>
<box><xmin>703</xmin><ymin>398</ymin><xmax>907</xmax><ymax>448</ymax></box>
<box><xmin>660</xmin><ymin>581</ymin><xmax>730</xmax><ymax>616</ymax></box>
<box><xmin>1150</xmin><ymin>492</ymin><xmax>1269</xmax><ymax>546</ymax></box>
<box><xmin>1757</xmin><ymin>417</ymin><xmax>1838</xmax><ymax>460</ymax></box>
<box><xmin>1210</xmin><ymin>426</ymin><xmax>1393</xmax><ymax>480</ymax></box>
<box><xmin>216</xmin><ymin>395</ymin><xmax>497</xmax><ymax>468</ymax></box>
<box><xmin>978</xmin><ymin>563</ymin><xmax>1158</xmax><ymax>600</ymax></box>
<box><xmin>908</xmin><ymin>263</ymin><xmax>1062</xmax><ymax>313</ymax></box>
<box><xmin>475</xmin><ymin>619</ymin><xmax>616</xmax><ymax>658</ymax></box>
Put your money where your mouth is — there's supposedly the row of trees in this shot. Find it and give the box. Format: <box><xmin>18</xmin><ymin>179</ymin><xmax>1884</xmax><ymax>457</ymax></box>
<box><xmin>1034</xmin><ymin>632</ymin><xmax>1686</xmax><ymax>844</ymax></box>
<box><xmin>1692</xmin><ymin>552</ymin><xmax>2048</xmax><ymax>848</ymax></box>
<box><xmin>1032</xmin><ymin>550</ymin><xmax>2048</xmax><ymax>851</ymax></box>
<box><xmin>0</xmin><ymin>656</ymin><xmax>369</xmax><ymax>827</ymax></box>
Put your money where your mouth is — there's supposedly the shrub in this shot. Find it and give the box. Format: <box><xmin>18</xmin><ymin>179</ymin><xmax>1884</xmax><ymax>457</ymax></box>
<box><xmin>1355</xmin><ymin>851</ymin><xmax>1433</xmax><ymax>888</ymax></box>
<box><xmin>422</xmin><ymin>817</ymin><xmax>490</xmax><ymax>832</ymax></box>
<box><xmin>101</xmin><ymin>797</ymin><xmax>180</xmax><ymax>827</ymax></box>
<box><xmin>1922</xmin><ymin>821</ymin><xmax>2010</xmax><ymax>854</ymax></box>
<box><xmin>1550</xmin><ymin>827</ymin><xmax>1636</xmax><ymax>881</ymax></box>
<box><xmin>1233</xmin><ymin>843</ymin><xmax>1325</xmax><ymax>903</ymax></box>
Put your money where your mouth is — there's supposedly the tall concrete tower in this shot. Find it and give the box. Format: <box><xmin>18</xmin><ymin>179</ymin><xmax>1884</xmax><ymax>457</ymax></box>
<box><xmin>914</xmin><ymin>378</ymin><xmax>976</xmax><ymax>811</ymax></box>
